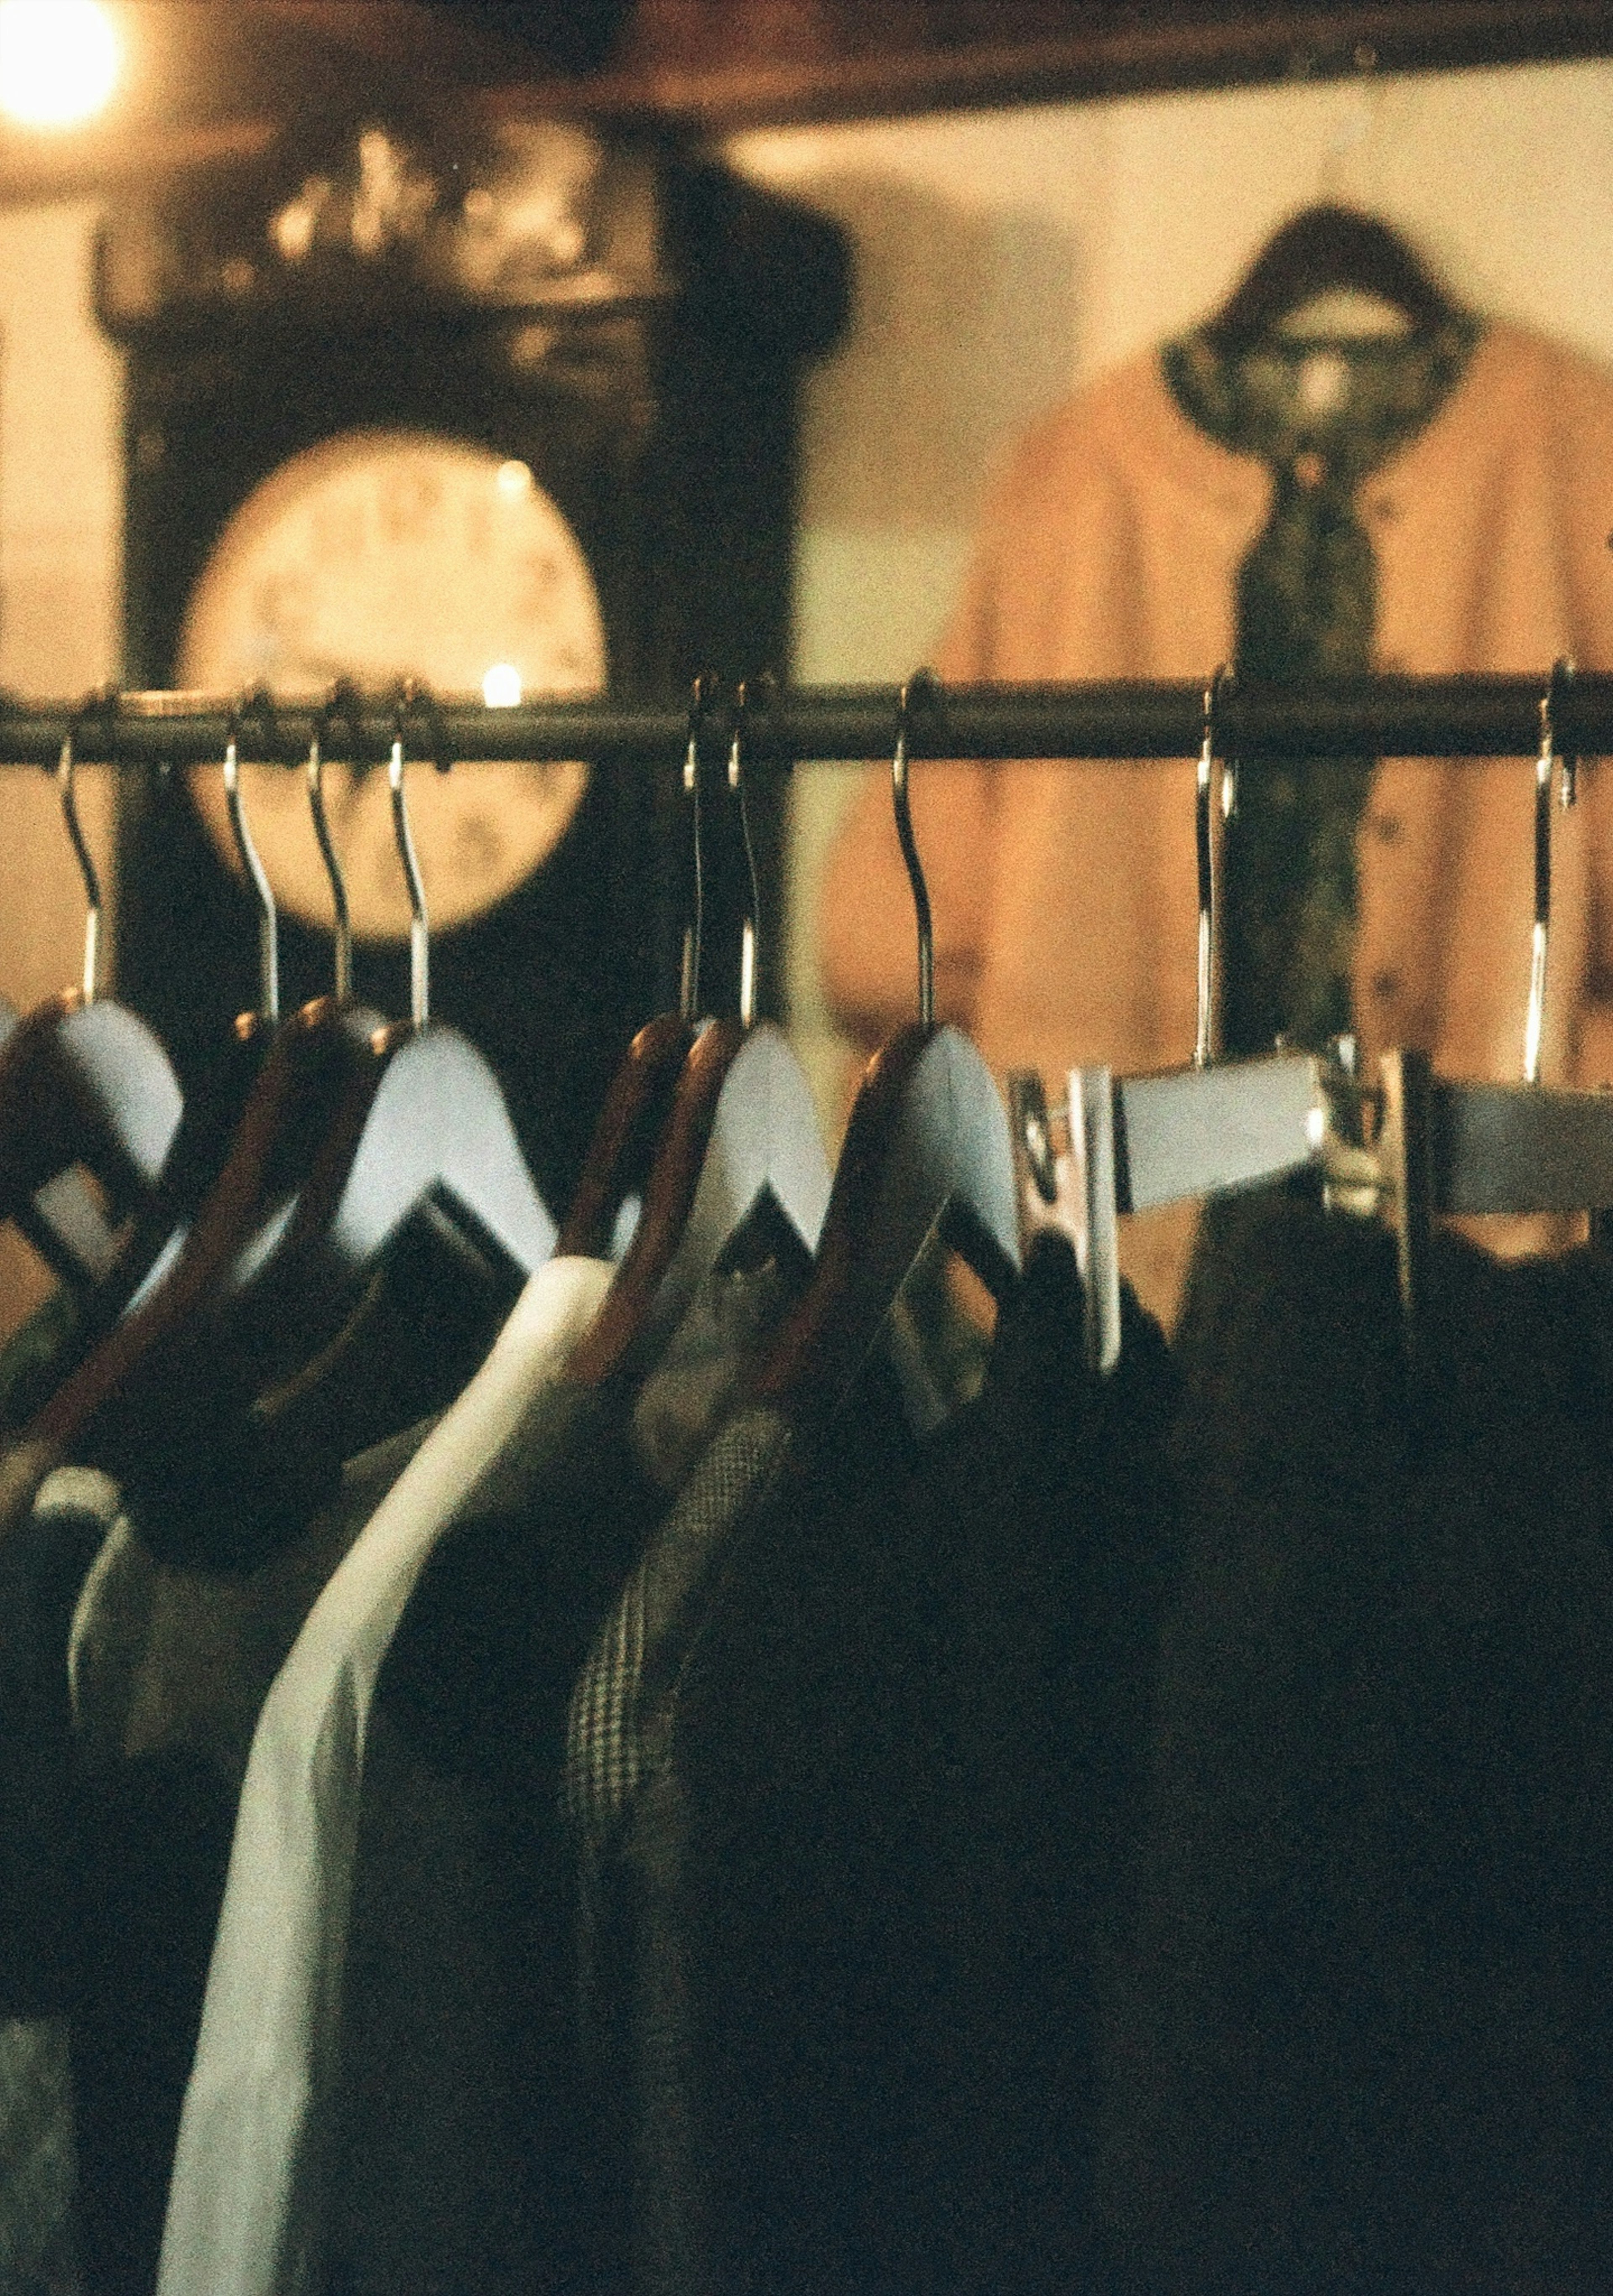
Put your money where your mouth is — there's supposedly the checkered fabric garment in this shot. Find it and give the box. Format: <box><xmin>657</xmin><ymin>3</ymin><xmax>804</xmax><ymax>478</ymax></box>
<box><xmin>564</xmin><ymin>1406</ymin><xmax>792</xmax><ymax>1854</ymax></box>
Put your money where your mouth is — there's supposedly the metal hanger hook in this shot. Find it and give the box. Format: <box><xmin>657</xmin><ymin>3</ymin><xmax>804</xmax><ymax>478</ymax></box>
<box><xmin>390</xmin><ymin>680</ymin><xmax>436</xmax><ymax>1029</ymax></box>
<box><xmin>310</xmin><ymin>679</ymin><xmax>363</xmax><ymax>1001</ymax></box>
<box><xmin>730</xmin><ymin>675</ymin><xmax>774</xmax><ymax>1030</ymax></box>
<box><xmin>893</xmin><ymin>668</ymin><xmax>939</xmax><ymax>1028</ymax></box>
<box><xmin>1550</xmin><ymin>655</ymin><xmax>1579</xmax><ymax>811</ymax></box>
<box><xmin>1195</xmin><ymin>665</ymin><xmax>1232</xmax><ymax>1069</ymax></box>
<box><xmin>1523</xmin><ymin>658</ymin><xmax>1572</xmax><ymax>1085</ymax></box>
<box><xmin>224</xmin><ymin>684</ymin><xmax>282</xmax><ymax>1024</ymax></box>
<box><xmin>680</xmin><ymin>673</ymin><xmax>719</xmax><ymax>1024</ymax></box>
<box><xmin>56</xmin><ymin>685</ymin><xmax>116</xmax><ymax>1005</ymax></box>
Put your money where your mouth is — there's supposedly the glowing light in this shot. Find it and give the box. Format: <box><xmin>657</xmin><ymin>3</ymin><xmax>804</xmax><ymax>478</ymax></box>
<box><xmin>0</xmin><ymin>0</ymin><xmax>120</xmax><ymax>128</ymax></box>
<box><xmin>483</xmin><ymin>664</ymin><xmax>522</xmax><ymax>708</ymax></box>
<box><xmin>496</xmin><ymin>460</ymin><xmax>533</xmax><ymax>501</ymax></box>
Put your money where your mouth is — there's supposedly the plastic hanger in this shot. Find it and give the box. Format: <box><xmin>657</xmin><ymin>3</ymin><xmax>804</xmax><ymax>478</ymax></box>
<box><xmin>568</xmin><ymin>674</ymin><xmax>831</xmax><ymax>1387</ymax></box>
<box><xmin>752</xmin><ymin>671</ymin><xmax>1021</xmax><ymax>1429</ymax></box>
<box><xmin>0</xmin><ymin>691</ymin><xmax>183</xmax><ymax>1289</ymax></box>
<box><xmin>1206</xmin><ymin>202</ymin><xmax>1461</xmax><ymax>350</ymax></box>
<box><xmin>1008</xmin><ymin>669</ymin><xmax>1329</xmax><ymax>1371</ymax></box>
<box><xmin>1320</xmin><ymin>660</ymin><xmax>1613</xmax><ymax>1320</ymax></box>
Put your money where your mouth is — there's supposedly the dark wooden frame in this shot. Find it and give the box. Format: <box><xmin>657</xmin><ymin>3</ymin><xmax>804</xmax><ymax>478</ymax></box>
<box><xmin>494</xmin><ymin>1</ymin><xmax>1613</xmax><ymax>134</ymax></box>
<box><xmin>0</xmin><ymin>0</ymin><xmax>1608</xmax><ymax>205</ymax></box>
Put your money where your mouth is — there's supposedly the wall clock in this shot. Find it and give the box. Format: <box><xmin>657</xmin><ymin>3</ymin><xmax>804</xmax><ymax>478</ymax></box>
<box><xmin>176</xmin><ymin>428</ymin><xmax>603</xmax><ymax>940</ymax></box>
<box><xmin>97</xmin><ymin>114</ymin><xmax>846</xmax><ymax>1207</ymax></box>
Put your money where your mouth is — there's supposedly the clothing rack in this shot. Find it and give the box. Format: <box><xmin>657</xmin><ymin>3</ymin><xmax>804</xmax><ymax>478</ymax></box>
<box><xmin>0</xmin><ymin>672</ymin><xmax>1610</xmax><ymax>768</ymax></box>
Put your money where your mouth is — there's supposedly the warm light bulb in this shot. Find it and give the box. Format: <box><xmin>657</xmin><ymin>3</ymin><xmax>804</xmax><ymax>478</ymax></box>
<box><xmin>0</xmin><ymin>0</ymin><xmax>120</xmax><ymax>128</ymax></box>
<box><xmin>483</xmin><ymin>664</ymin><xmax>523</xmax><ymax>707</ymax></box>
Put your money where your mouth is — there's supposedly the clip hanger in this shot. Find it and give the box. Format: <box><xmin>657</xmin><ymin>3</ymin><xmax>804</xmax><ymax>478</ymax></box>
<box><xmin>1009</xmin><ymin>662</ymin><xmax>1321</xmax><ymax>1374</ymax></box>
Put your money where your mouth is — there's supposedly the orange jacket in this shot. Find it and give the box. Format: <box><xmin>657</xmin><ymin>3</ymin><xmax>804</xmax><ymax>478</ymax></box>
<box><xmin>819</xmin><ymin>322</ymin><xmax>1613</xmax><ymax>1322</ymax></box>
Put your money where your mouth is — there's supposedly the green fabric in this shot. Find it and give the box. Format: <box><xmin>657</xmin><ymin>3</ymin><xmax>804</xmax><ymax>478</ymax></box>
<box><xmin>1163</xmin><ymin>316</ymin><xmax>1480</xmax><ymax>1056</ymax></box>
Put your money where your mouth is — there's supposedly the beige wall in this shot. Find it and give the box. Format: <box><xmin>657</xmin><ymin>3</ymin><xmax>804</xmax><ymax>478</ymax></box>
<box><xmin>0</xmin><ymin>60</ymin><xmax>1611</xmax><ymax>1212</ymax></box>
<box><xmin>725</xmin><ymin>57</ymin><xmax>1613</xmax><ymax>1124</ymax></box>
<box><xmin>0</xmin><ymin>199</ymin><xmax>122</xmax><ymax>1323</ymax></box>
<box><xmin>0</xmin><ymin>197</ymin><xmax>122</xmax><ymax>1000</ymax></box>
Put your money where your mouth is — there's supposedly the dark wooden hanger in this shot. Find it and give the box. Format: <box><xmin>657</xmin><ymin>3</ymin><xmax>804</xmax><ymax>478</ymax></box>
<box><xmin>1206</xmin><ymin>202</ymin><xmax>1459</xmax><ymax>351</ymax></box>
<box><xmin>251</xmin><ymin>684</ymin><xmax>555</xmax><ymax>1307</ymax></box>
<box><xmin>116</xmin><ymin>686</ymin><xmax>556</xmax><ymax>1409</ymax></box>
<box><xmin>751</xmin><ymin>673</ymin><xmax>1021</xmax><ymax>1430</ymax></box>
<box><xmin>567</xmin><ymin>676</ymin><xmax>831</xmax><ymax>1386</ymax></box>
<box><xmin>22</xmin><ymin>690</ymin><xmax>554</xmax><ymax>1563</ymax></box>
<box><xmin>556</xmin><ymin>1010</ymin><xmax>698</xmax><ymax>1258</ymax></box>
<box><xmin>29</xmin><ymin>989</ymin><xmax>383</xmax><ymax>1457</ymax></box>
<box><xmin>0</xmin><ymin>705</ymin><xmax>183</xmax><ymax>1290</ymax></box>
<box><xmin>86</xmin><ymin>691</ymin><xmax>292</xmax><ymax>1328</ymax></box>
<box><xmin>567</xmin><ymin>1017</ymin><xmax>831</xmax><ymax>1386</ymax></box>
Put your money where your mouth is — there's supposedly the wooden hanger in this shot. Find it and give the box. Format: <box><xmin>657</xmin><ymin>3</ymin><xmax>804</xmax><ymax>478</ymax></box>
<box><xmin>568</xmin><ymin>676</ymin><xmax>831</xmax><ymax>1386</ymax></box>
<box><xmin>23</xmin><ymin>686</ymin><xmax>552</xmax><ymax>1562</ymax></box>
<box><xmin>1207</xmin><ymin>202</ymin><xmax>1459</xmax><ymax>350</ymax></box>
<box><xmin>555</xmin><ymin>678</ymin><xmax>733</xmax><ymax>1262</ymax></box>
<box><xmin>87</xmin><ymin>690</ymin><xmax>292</xmax><ymax>1329</ymax></box>
<box><xmin>557</xmin><ymin>1012</ymin><xmax>697</xmax><ymax>1258</ymax></box>
<box><xmin>751</xmin><ymin>672</ymin><xmax>1020</xmax><ymax>1429</ymax></box>
<box><xmin>114</xmin><ymin>680</ymin><xmax>556</xmax><ymax>1423</ymax></box>
<box><xmin>0</xmin><ymin>699</ymin><xmax>182</xmax><ymax>1291</ymax></box>
<box><xmin>250</xmin><ymin>683</ymin><xmax>554</xmax><ymax>1315</ymax></box>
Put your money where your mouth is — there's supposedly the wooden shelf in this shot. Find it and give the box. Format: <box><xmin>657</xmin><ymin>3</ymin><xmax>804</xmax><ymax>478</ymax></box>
<box><xmin>0</xmin><ymin>0</ymin><xmax>1606</xmax><ymax>204</ymax></box>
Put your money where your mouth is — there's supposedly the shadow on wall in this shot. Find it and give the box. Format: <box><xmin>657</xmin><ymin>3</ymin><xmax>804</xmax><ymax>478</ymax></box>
<box><xmin>797</xmin><ymin>171</ymin><xmax>1081</xmax><ymax>534</ymax></box>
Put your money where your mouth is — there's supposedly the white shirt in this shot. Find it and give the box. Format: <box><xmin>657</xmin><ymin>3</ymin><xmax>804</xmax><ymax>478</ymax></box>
<box><xmin>155</xmin><ymin>1255</ymin><xmax>614</xmax><ymax>2296</ymax></box>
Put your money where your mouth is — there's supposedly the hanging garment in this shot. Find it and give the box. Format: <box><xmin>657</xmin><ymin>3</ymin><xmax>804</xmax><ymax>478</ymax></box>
<box><xmin>155</xmin><ymin>1252</ymin><xmax>614</xmax><ymax>2296</ymax></box>
<box><xmin>1161</xmin><ymin>318</ymin><xmax>1478</xmax><ymax>1057</ymax></box>
<box><xmin>818</xmin><ymin>319</ymin><xmax>1613</xmax><ymax>1321</ymax></box>
<box><xmin>566</xmin><ymin>1232</ymin><xmax>1179</xmax><ymax>2296</ymax></box>
<box><xmin>58</xmin><ymin>1421</ymin><xmax>429</xmax><ymax>2296</ymax></box>
<box><xmin>320</xmin><ymin>1227</ymin><xmax>814</xmax><ymax>2296</ymax></box>
<box><xmin>1099</xmin><ymin>1195</ymin><xmax>1613</xmax><ymax>2293</ymax></box>
<box><xmin>0</xmin><ymin>1465</ymin><xmax>119</xmax><ymax>2296</ymax></box>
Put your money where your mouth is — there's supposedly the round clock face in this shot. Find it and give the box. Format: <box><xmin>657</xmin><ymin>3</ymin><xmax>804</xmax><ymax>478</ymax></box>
<box><xmin>177</xmin><ymin>428</ymin><xmax>606</xmax><ymax>939</ymax></box>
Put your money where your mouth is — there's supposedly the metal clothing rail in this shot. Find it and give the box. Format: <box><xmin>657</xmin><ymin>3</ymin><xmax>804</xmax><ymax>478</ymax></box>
<box><xmin>2</xmin><ymin>673</ymin><xmax>1612</xmax><ymax>768</ymax></box>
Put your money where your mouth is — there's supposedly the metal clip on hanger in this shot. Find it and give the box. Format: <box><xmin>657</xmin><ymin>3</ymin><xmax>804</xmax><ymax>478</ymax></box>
<box><xmin>1009</xmin><ymin>668</ymin><xmax>1327</xmax><ymax>1373</ymax></box>
<box><xmin>1358</xmin><ymin>658</ymin><xmax>1613</xmax><ymax>1318</ymax></box>
<box><xmin>568</xmin><ymin>672</ymin><xmax>831</xmax><ymax>1387</ymax></box>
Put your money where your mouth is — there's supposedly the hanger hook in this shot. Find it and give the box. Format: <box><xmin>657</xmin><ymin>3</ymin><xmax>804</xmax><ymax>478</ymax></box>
<box><xmin>1195</xmin><ymin>665</ymin><xmax>1232</xmax><ymax>1069</ymax></box>
<box><xmin>310</xmin><ymin>679</ymin><xmax>363</xmax><ymax>1001</ymax></box>
<box><xmin>1551</xmin><ymin>655</ymin><xmax>1579</xmax><ymax>811</ymax></box>
<box><xmin>390</xmin><ymin>679</ymin><xmax>436</xmax><ymax>1029</ymax></box>
<box><xmin>893</xmin><ymin>668</ymin><xmax>938</xmax><ymax>1028</ymax></box>
<box><xmin>680</xmin><ymin>673</ymin><xmax>718</xmax><ymax>1024</ymax></box>
<box><xmin>1522</xmin><ymin>659</ymin><xmax>1574</xmax><ymax>1085</ymax></box>
<box><xmin>224</xmin><ymin>685</ymin><xmax>281</xmax><ymax>1024</ymax></box>
<box><xmin>730</xmin><ymin>675</ymin><xmax>773</xmax><ymax>1030</ymax></box>
<box><xmin>57</xmin><ymin>685</ymin><xmax>116</xmax><ymax>1005</ymax></box>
